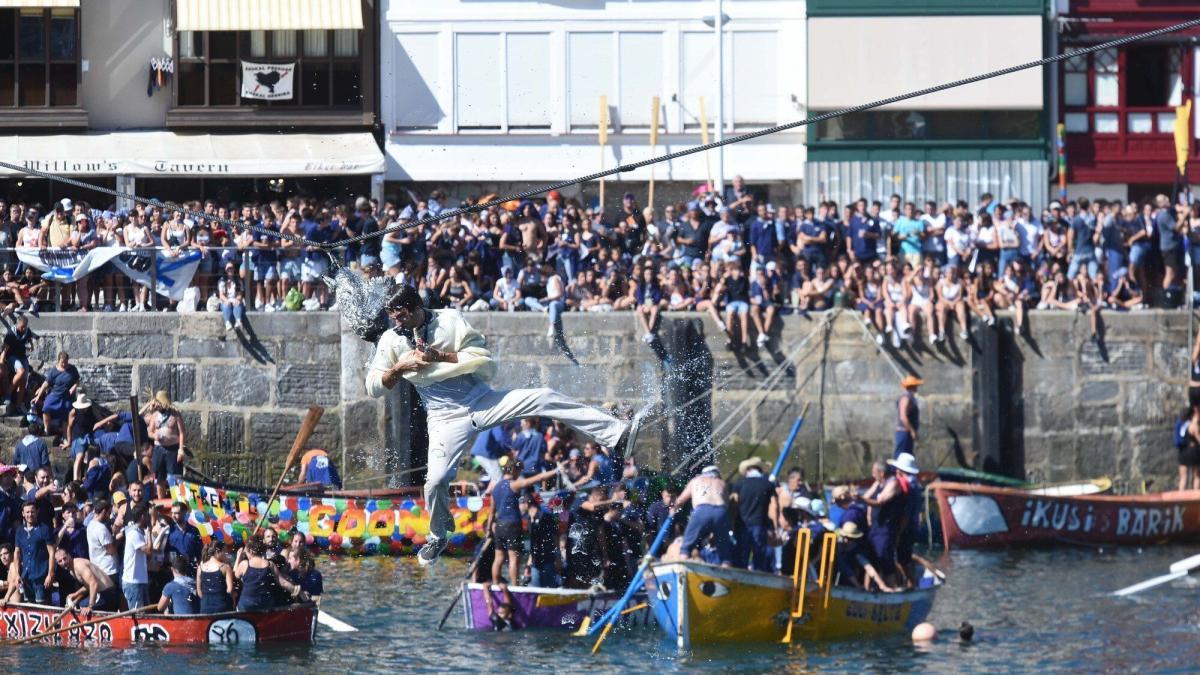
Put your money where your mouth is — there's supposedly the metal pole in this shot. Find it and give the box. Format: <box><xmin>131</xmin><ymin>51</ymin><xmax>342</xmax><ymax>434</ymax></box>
<box><xmin>714</xmin><ymin>0</ymin><xmax>725</xmax><ymax>195</ymax></box>
<box><xmin>816</xmin><ymin>319</ymin><xmax>831</xmax><ymax>484</ymax></box>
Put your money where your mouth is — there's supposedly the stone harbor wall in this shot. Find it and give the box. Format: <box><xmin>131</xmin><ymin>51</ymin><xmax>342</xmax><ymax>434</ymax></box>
<box><xmin>20</xmin><ymin>309</ymin><xmax>1190</xmax><ymax>490</ymax></box>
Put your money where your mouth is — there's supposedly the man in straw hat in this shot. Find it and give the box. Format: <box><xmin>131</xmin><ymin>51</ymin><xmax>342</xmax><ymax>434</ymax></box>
<box><xmin>368</xmin><ymin>284</ymin><xmax>638</xmax><ymax>567</ymax></box>
<box><xmin>671</xmin><ymin>465</ymin><xmax>733</xmax><ymax>567</ymax></box>
<box><xmin>731</xmin><ymin>457</ymin><xmax>777</xmax><ymax>572</ymax></box>
<box><xmin>894</xmin><ymin>375</ymin><xmax>923</xmax><ymax>459</ymax></box>
<box><xmin>835</xmin><ymin>522</ymin><xmax>895</xmax><ymax>592</ymax></box>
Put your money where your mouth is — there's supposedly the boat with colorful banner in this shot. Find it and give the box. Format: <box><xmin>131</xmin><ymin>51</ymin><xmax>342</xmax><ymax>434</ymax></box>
<box><xmin>0</xmin><ymin>602</ymin><xmax>316</xmax><ymax>645</ymax></box>
<box><xmin>461</xmin><ymin>583</ymin><xmax>654</xmax><ymax>631</ymax></box>
<box><xmin>169</xmin><ymin>476</ymin><xmax>491</xmax><ymax>556</ymax></box>
<box><xmin>644</xmin><ymin>532</ymin><xmax>941</xmax><ymax>649</ymax></box>
<box><xmin>933</xmin><ymin>480</ymin><xmax>1200</xmax><ymax>548</ymax></box>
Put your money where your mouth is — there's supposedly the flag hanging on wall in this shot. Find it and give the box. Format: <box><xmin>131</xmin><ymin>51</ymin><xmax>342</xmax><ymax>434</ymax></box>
<box><xmin>241</xmin><ymin>61</ymin><xmax>295</xmax><ymax>100</ymax></box>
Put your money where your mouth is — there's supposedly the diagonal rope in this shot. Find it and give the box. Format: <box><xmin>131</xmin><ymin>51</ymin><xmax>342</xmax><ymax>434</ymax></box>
<box><xmin>2</xmin><ymin>17</ymin><xmax>1199</xmax><ymax>251</ymax></box>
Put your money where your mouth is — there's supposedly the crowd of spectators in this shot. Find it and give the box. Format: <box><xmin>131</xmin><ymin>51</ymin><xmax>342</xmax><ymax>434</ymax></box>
<box><xmin>4</xmin><ymin>179</ymin><xmax>1199</xmax><ymax>347</ymax></box>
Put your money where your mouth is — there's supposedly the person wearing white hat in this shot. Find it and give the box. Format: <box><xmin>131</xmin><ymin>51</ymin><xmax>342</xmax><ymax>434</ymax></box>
<box><xmin>672</xmin><ymin>465</ymin><xmax>733</xmax><ymax>566</ymax></box>
<box><xmin>66</xmin><ymin>392</ymin><xmax>97</xmax><ymax>481</ymax></box>
<box><xmin>887</xmin><ymin>452</ymin><xmax>924</xmax><ymax>587</ymax></box>
<box><xmin>731</xmin><ymin>457</ymin><xmax>777</xmax><ymax>571</ymax></box>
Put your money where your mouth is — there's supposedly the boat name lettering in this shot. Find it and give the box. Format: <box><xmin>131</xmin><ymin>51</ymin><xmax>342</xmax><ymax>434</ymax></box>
<box><xmin>1020</xmin><ymin>500</ymin><xmax>1095</xmax><ymax>533</ymax></box>
<box><xmin>2</xmin><ymin>609</ymin><xmax>113</xmax><ymax>643</ymax></box>
<box><xmin>845</xmin><ymin>601</ymin><xmax>903</xmax><ymax>623</ymax></box>
<box><xmin>132</xmin><ymin>624</ymin><xmax>171</xmax><ymax>642</ymax></box>
<box><xmin>1115</xmin><ymin>505</ymin><xmax>1185</xmax><ymax>538</ymax></box>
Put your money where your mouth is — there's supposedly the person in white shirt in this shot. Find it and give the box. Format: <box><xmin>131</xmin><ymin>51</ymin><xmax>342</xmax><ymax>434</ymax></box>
<box><xmin>920</xmin><ymin>201</ymin><xmax>948</xmax><ymax>266</ymax></box>
<box><xmin>86</xmin><ymin>498</ymin><xmax>120</xmax><ymax>587</ymax></box>
<box><xmin>366</xmin><ymin>285</ymin><xmax>634</xmax><ymax>567</ymax></box>
<box><xmin>122</xmin><ymin>505</ymin><xmax>164</xmax><ymax>610</ymax></box>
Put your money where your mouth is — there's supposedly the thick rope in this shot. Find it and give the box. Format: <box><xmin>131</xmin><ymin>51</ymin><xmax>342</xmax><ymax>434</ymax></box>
<box><xmin>1</xmin><ymin>18</ymin><xmax>1198</xmax><ymax>251</ymax></box>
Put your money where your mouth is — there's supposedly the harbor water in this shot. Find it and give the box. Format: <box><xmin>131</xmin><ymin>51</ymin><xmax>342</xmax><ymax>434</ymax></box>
<box><xmin>3</xmin><ymin>544</ymin><xmax>1197</xmax><ymax>672</ymax></box>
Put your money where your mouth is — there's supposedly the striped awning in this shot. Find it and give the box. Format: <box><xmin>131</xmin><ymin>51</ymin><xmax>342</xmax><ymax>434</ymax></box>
<box><xmin>176</xmin><ymin>0</ymin><xmax>363</xmax><ymax>32</ymax></box>
<box><xmin>0</xmin><ymin>1</ymin><xmax>79</xmax><ymax>7</ymax></box>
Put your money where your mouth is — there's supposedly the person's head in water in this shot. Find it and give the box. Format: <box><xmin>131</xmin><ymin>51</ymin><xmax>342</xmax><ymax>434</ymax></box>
<box><xmin>959</xmin><ymin>620</ymin><xmax>974</xmax><ymax>642</ymax></box>
<box><xmin>386</xmin><ymin>284</ymin><xmax>424</xmax><ymax>329</ymax></box>
<box><xmin>496</xmin><ymin>601</ymin><xmax>514</xmax><ymax>622</ymax></box>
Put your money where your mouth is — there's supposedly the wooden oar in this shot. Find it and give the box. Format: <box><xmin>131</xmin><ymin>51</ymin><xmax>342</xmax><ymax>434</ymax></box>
<box><xmin>435</xmin><ymin>535</ymin><xmax>494</xmax><ymax>631</ymax></box>
<box><xmin>4</xmin><ymin>605</ymin><xmax>147</xmax><ymax>646</ymax></box>
<box><xmin>1112</xmin><ymin>553</ymin><xmax>1200</xmax><ymax>596</ymax></box>
<box><xmin>315</xmin><ymin>598</ymin><xmax>358</xmax><ymax>633</ymax></box>
<box><xmin>251</xmin><ymin>406</ymin><xmax>323</xmax><ymax>538</ymax></box>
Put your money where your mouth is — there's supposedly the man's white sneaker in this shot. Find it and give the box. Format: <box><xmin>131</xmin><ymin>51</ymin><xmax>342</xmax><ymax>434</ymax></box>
<box><xmin>875</xmin><ymin>333</ymin><xmax>885</xmax><ymax>346</ymax></box>
<box><xmin>756</xmin><ymin>333</ymin><xmax>769</xmax><ymax>347</ymax></box>
<box><xmin>235</xmin><ymin>319</ymin><xmax>244</xmax><ymax>331</ymax></box>
<box><xmin>716</xmin><ymin>320</ymin><xmax>727</xmax><ymax>332</ymax></box>
<box><xmin>959</xmin><ymin>330</ymin><xmax>969</xmax><ymax>340</ymax></box>
<box><xmin>642</xmin><ymin>332</ymin><xmax>654</xmax><ymax>344</ymax></box>
<box><xmin>224</xmin><ymin>321</ymin><xmax>233</xmax><ymax>332</ymax></box>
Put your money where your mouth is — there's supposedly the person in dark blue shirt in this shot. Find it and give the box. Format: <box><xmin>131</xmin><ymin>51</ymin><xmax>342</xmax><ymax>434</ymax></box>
<box><xmin>471</xmin><ymin>425</ymin><xmax>511</xmax><ymax>485</ymax></box>
<box><xmin>797</xmin><ymin>211</ymin><xmax>829</xmax><ymax>269</ymax></box>
<box><xmin>14</xmin><ymin>501</ymin><xmax>54</xmax><ymax>604</ymax></box>
<box><xmin>0</xmin><ymin>466</ymin><xmax>22</xmax><ymax>546</ymax></box>
<box><xmin>525</xmin><ymin>496</ymin><xmax>562</xmax><ymax>587</ymax></box>
<box><xmin>301</xmin><ymin>211</ymin><xmax>336</xmax><ymax>307</ymax></box>
<box><xmin>156</xmin><ymin>555</ymin><xmax>199</xmax><ymax>614</ymax></box>
<box><xmin>165</xmin><ymin>501</ymin><xmax>203</xmax><ymax>571</ymax></box>
<box><xmin>33</xmin><ymin>351</ymin><xmax>79</xmax><ymax>436</ymax></box>
<box><xmin>12</xmin><ymin>421</ymin><xmax>49</xmax><ymax>473</ymax></box>
<box><xmin>488</xmin><ymin>460</ymin><xmax>561</xmax><ymax>585</ymax></box>
<box><xmin>513</xmin><ymin>419</ymin><xmax>549</xmax><ymax>477</ymax></box>
<box><xmin>285</xmin><ymin>546</ymin><xmax>324</xmax><ymax>598</ymax></box>
<box><xmin>748</xmin><ymin>204</ymin><xmax>777</xmax><ymax>269</ymax></box>
<box><xmin>847</xmin><ymin>213</ymin><xmax>881</xmax><ymax>265</ymax></box>
<box><xmin>56</xmin><ymin>503</ymin><xmax>89</xmax><ymax>560</ymax></box>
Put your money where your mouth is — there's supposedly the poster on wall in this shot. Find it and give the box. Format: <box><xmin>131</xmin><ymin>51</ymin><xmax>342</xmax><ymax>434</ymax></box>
<box><xmin>241</xmin><ymin>61</ymin><xmax>295</xmax><ymax>100</ymax></box>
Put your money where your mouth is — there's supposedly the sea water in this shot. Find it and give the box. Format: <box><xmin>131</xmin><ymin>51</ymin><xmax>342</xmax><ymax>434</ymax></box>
<box><xmin>5</xmin><ymin>544</ymin><xmax>1198</xmax><ymax>672</ymax></box>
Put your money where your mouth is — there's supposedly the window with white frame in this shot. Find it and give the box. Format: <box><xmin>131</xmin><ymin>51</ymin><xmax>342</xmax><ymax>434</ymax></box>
<box><xmin>680</xmin><ymin>31</ymin><xmax>717</xmax><ymax>131</ymax></box>
<box><xmin>618</xmin><ymin>32</ymin><xmax>663</xmax><ymax>129</ymax></box>
<box><xmin>506</xmin><ymin>33</ymin><xmax>551</xmax><ymax>130</ymax></box>
<box><xmin>392</xmin><ymin>32</ymin><xmax>441</xmax><ymax>130</ymax></box>
<box><xmin>568</xmin><ymin>32</ymin><xmax>614</xmax><ymax>130</ymax></box>
<box><xmin>455</xmin><ymin>33</ymin><xmax>502</xmax><ymax>129</ymax></box>
<box><xmin>731</xmin><ymin>31</ymin><xmax>777</xmax><ymax>127</ymax></box>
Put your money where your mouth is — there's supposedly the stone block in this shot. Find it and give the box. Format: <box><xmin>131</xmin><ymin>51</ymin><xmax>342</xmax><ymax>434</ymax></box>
<box><xmin>203</xmin><ymin>364</ymin><xmax>272</xmax><ymax>407</ymax></box>
<box><xmin>60</xmin><ymin>334</ymin><xmax>94</xmax><ymax>359</ymax></box>
<box><xmin>340</xmin><ymin>333</ymin><xmax>378</xmax><ymax>400</ymax></box>
<box><xmin>1075</xmin><ymin>403</ymin><xmax>1119</xmax><ymax>430</ymax></box>
<box><xmin>177</xmin><ymin>337</ymin><xmax>243</xmax><ymax>359</ymax></box>
<box><xmin>99</xmin><ymin>333</ymin><xmax>174</xmax><ymax>360</ymax></box>
<box><xmin>1079</xmin><ymin>340</ymin><xmax>1147</xmax><ymax>377</ymax></box>
<box><xmin>343</xmin><ymin>399</ymin><xmax>383</xmax><ymax>451</ymax></box>
<box><xmin>208</xmin><ymin>411</ymin><xmax>245</xmax><ymax>455</ymax></box>
<box><xmin>822</xmin><ymin>398</ymin><xmax>892</xmax><ymax>442</ymax></box>
<box><xmin>277</xmin><ymin>363</ymin><xmax>340</xmax><ymax>407</ymax></box>
<box><xmin>1027</xmin><ymin>357</ymin><xmax>1075</xmax><ymax>397</ymax></box>
<box><xmin>282</xmin><ymin>340</ymin><xmax>339</xmax><ymax>364</ymax></box>
<box><xmin>94</xmin><ymin>313</ymin><xmax>179</xmax><ymax>334</ymax></box>
<box><xmin>1074</xmin><ymin>432</ymin><xmax>1119</xmax><ymax>478</ymax></box>
<box><xmin>1022</xmin><ymin>434</ymin><xmax>1077</xmax><ymax>482</ymax></box>
<box><xmin>1078</xmin><ymin>380</ymin><xmax>1119</xmax><ymax>404</ymax></box>
<box><xmin>1152</xmin><ymin>341</ymin><xmax>1190</xmax><ymax>382</ymax></box>
<box><xmin>309</xmin><ymin>410</ymin><xmax>341</xmax><ymax>453</ymax></box>
<box><xmin>1120</xmin><ymin>380</ymin><xmax>1177</xmax><ymax>428</ymax></box>
<box><xmin>830</xmin><ymin>359</ymin><xmax>893</xmax><ymax>397</ymax></box>
<box><xmin>543</xmin><ymin>363</ymin><xmax>607</xmax><ymax>401</ymax></box>
<box><xmin>77</xmin><ymin>364</ymin><xmax>133</xmax><ymax>403</ymax></box>
<box><xmin>30</xmin><ymin>335</ymin><xmax>59</xmax><ymax>364</ymax></box>
<box><xmin>180</xmin><ymin>410</ymin><xmax>204</xmax><ymax>452</ymax></box>
<box><xmin>1128</xmin><ymin>426</ymin><xmax>1176</xmax><ymax>480</ymax></box>
<box><xmin>492</xmin><ymin>360</ymin><xmax>542</xmax><ymax>389</ymax></box>
<box><xmin>1026</xmin><ymin>390</ymin><xmax>1073</xmax><ymax>433</ymax></box>
<box><xmin>138</xmin><ymin>363</ymin><xmax>196</xmax><ymax>404</ymax></box>
<box><xmin>28</xmin><ymin>314</ymin><xmax>94</xmax><ymax>332</ymax></box>
<box><xmin>249</xmin><ymin>412</ymin><xmax>302</xmax><ymax>454</ymax></box>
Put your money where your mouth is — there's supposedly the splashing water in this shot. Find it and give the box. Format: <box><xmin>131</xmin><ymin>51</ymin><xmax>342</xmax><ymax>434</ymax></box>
<box><xmin>324</xmin><ymin>265</ymin><xmax>393</xmax><ymax>345</ymax></box>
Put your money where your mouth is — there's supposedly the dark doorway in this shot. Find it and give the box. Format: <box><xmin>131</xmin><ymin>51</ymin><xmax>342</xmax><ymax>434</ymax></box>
<box><xmin>1125</xmin><ymin>46</ymin><xmax>1181</xmax><ymax>107</ymax></box>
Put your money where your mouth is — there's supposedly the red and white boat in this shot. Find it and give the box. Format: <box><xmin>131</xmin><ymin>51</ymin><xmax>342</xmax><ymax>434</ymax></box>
<box><xmin>0</xmin><ymin>602</ymin><xmax>317</xmax><ymax>646</ymax></box>
<box><xmin>933</xmin><ymin>480</ymin><xmax>1200</xmax><ymax>548</ymax></box>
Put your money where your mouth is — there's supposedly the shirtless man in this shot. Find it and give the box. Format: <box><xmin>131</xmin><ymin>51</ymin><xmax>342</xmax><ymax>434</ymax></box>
<box><xmin>55</xmin><ymin>548</ymin><xmax>120</xmax><ymax>615</ymax></box>
<box><xmin>672</xmin><ymin>465</ymin><xmax>733</xmax><ymax>566</ymax></box>
<box><xmin>367</xmin><ymin>285</ymin><xmax>634</xmax><ymax>567</ymax></box>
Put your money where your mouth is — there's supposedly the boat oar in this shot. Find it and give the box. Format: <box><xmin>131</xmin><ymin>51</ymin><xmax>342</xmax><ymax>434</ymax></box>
<box><xmin>315</xmin><ymin>598</ymin><xmax>358</xmax><ymax>633</ymax></box>
<box><xmin>435</xmin><ymin>535</ymin><xmax>494</xmax><ymax>631</ymax></box>
<box><xmin>1112</xmin><ymin>553</ymin><xmax>1200</xmax><ymax>597</ymax></box>
<box><xmin>4</xmin><ymin>605</ymin><xmax>148</xmax><ymax>646</ymax></box>
<box><xmin>769</xmin><ymin>402</ymin><xmax>810</xmax><ymax>483</ymax></box>
<box><xmin>586</xmin><ymin>512</ymin><xmax>674</xmax><ymax>654</ymax></box>
<box><xmin>251</xmin><ymin>405</ymin><xmax>324</xmax><ymax>539</ymax></box>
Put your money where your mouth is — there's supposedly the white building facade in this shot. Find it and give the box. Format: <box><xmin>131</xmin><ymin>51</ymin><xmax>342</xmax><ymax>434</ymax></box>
<box><xmin>381</xmin><ymin>0</ymin><xmax>806</xmax><ymax>202</ymax></box>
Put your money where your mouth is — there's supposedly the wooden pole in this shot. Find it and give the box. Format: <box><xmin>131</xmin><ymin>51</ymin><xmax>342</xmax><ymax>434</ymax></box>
<box><xmin>129</xmin><ymin>395</ymin><xmax>144</xmax><ymax>484</ymax></box>
<box><xmin>699</xmin><ymin>96</ymin><xmax>712</xmax><ymax>191</ymax></box>
<box><xmin>252</xmin><ymin>406</ymin><xmax>324</xmax><ymax>539</ymax></box>
<box><xmin>435</xmin><ymin>535</ymin><xmax>494</xmax><ymax>630</ymax></box>
<box><xmin>648</xmin><ymin>96</ymin><xmax>660</xmax><ymax>210</ymax></box>
<box><xmin>598</xmin><ymin>95</ymin><xmax>609</xmax><ymax>215</ymax></box>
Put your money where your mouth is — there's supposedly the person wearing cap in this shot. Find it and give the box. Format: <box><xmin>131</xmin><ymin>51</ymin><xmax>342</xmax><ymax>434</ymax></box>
<box><xmin>672</xmin><ymin>465</ymin><xmax>733</xmax><ymax>567</ymax></box>
<box><xmin>889</xmin><ymin>452</ymin><xmax>923</xmax><ymax>587</ymax></box>
<box><xmin>834</xmin><ymin>521</ymin><xmax>894</xmax><ymax>591</ymax></box>
<box><xmin>730</xmin><ymin>457</ymin><xmax>777</xmax><ymax>572</ymax></box>
<box><xmin>32</xmin><ymin>350</ymin><xmax>79</xmax><ymax>437</ymax></box>
<box><xmin>894</xmin><ymin>375</ymin><xmax>922</xmax><ymax>459</ymax></box>
<box><xmin>66</xmin><ymin>391</ymin><xmax>97</xmax><ymax>481</ymax></box>
<box><xmin>368</xmin><ymin>284</ymin><xmax>635</xmax><ymax>568</ymax></box>
<box><xmin>45</xmin><ymin>200</ymin><xmax>73</xmax><ymax>248</ymax></box>
<box><xmin>489</xmin><ymin>460</ymin><xmax>561</xmax><ymax>586</ymax></box>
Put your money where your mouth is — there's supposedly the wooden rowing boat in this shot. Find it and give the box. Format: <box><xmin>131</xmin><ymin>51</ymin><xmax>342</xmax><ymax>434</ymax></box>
<box><xmin>169</xmin><ymin>476</ymin><xmax>491</xmax><ymax>556</ymax></box>
<box><xmin>0</xmin><ymin>602</ymin><xmax>316</xmax><ymax>645</ymax></box>
<box><xmin>933</xmin><ymin>480</ymin><xmax>1200</xmax><ymax>548</ymax></box>
<box><xmin>643</xmin><ymin>560</ymin><xmax>940</xmax><ymax>649</ymax></box>
<box><xmin>460</xmin><ymin>583</ymin><xmax>653</xmax><ymax>631</ymax></box>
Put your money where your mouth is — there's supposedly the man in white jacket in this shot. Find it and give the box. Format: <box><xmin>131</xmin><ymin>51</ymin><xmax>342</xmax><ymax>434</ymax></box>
<box><xmin>366</xmin><ymin>285</ymin><xmax>633</xmax><ymax>566</ymax></box>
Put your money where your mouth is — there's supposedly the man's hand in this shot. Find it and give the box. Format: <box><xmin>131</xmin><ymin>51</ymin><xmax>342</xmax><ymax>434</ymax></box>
<box><xmin>44</xmin><ymin>574</ymin><xmax>53</xmax><ymax>589</ymax></box>
<box><xmin>81</xmin><ymin>606</ymin><xmax>92</xmax><ymax>618</ymax></box>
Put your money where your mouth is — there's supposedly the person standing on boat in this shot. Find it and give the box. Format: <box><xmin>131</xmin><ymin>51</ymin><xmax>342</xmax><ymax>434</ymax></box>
<box><xmin>731</xmin><ymin>457</ymin><xmax>777</xmax><ymax>573</ymax></box>
<box><xmin>858</xmin><ymin>461</ymin><xmax>902</xmax><ymax>584</ymax></box>
<box><xmin>196</xmin><ymin>542</ymin><xmax>234</xmax><ymax>614</ymax></box>
<box><xmin>672</xmin><ymin>465</ymin><xmax>733</xmax><ymax>567</ymax></box>
<box><xmin>13</xmin><ymin>501</ymin><xmax>53</xmax><ymax>604</ymax></box>
<box><xmin>525</xmin><ymin>493</ymin><xmax>563</xmax><ymax>588</ymax></box>
<box><xmin>55</xmin><ymin>547</ymin><xmax>120</xmax><ymax>614</ymax></box>
<box><xmin>234</xmin><ymin>537</ymin><xmax>302</xmax><ymax>611</ymax></box>
<box><xmin>894</xmin><ymin>375</ymin><xmax>923</xmax><ymax>459</ymax></box>
<box><xmin>488</xmin><ymin>460</ymin><xmax>561</xmax><ymax>585</ymax></box>
<box><xmin>889</xmin><ymin>452</ymin><xmax>923</xmax><ymax>587</ymax></box>
<box><xmin>366</xmin><ymin>284</ymin><xmax>634</xmax><ymax>567</ymax></box>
